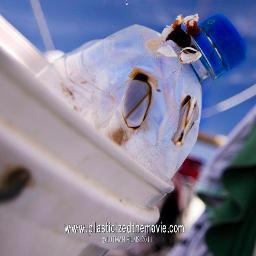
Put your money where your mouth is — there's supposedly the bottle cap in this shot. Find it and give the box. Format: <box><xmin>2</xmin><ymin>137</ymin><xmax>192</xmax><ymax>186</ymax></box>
<box><xmin>193</xmin><ymin>14</ymin><xmax>246</xmax><ymax>78</ymax></box>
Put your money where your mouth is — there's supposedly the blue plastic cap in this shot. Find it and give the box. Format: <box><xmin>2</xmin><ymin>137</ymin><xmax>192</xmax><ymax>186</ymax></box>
<box><xmin>193</xmin><ymin>14</ymin><xmax>246</xmax><ymax>78</ymax></box>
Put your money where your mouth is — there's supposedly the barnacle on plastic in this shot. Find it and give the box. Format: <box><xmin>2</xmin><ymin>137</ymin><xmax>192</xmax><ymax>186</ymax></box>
<box><xmin>183</xmin><ymin>14</ymin><xmax>200</xmax><ymax>37</ymax></box>
<box><xmin>146</xmin><ymin>13</ymin><xmax>202</xmax><ymax>63</ymax></box>
<box><xmin>122</xmin><ymin>69</ymin><xmax>153</xmax><ymax>129</ymax></box>
<box><xmin>178</xmin><ymin>47</ymin><xmax>202</xmax><ymax>64</ymax></box>
<box><xmin>172</xmin><ymin>95</ymin><xmax>199</xmax><ymax>146</ymax></box>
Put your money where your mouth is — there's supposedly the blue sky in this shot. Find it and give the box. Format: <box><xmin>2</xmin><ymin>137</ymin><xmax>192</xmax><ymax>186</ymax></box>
<box><xmin>0</xmin><ymin>0</ymin><xmax>255</xmax><ymax>140</ymax></box>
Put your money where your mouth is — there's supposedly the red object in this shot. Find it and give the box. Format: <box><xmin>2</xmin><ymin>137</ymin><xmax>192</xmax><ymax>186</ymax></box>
<box><xmin>178</xmin><ymin>157</ymin><xmax>201</xmax><ymax>180</ymax></box>
<box><xmin>172</xmin><ymin>157</ymin><xmax>202</xmax><ymax>211</ymax></box>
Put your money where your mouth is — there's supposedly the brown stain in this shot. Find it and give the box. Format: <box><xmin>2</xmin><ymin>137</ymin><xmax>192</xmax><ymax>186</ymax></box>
<box><xmin>181</xmin><ymin>95</ymin><xmax>191</xmax><ymax>107</ymax></box>
<box><xmin>73</xmin><ymin>105</ymin><xmax>79</xmax><ymax>111</ymax></box>
<box><xmin>171</xmin><ymin>15</ymin><xmax>183</xmax><ymax>29</ymax></box>
<box><xmin>62</xmin><ymin>86</ymin><xmax>73</xmax><ymax>97</ymax></box>
<box><xmin>80</xmin><ymin>80</ymin><xmax>88</xmax><ymax>85</ymax></box>
<box><xmin>109</xmin><ymin>127</ymin><xmax>129</xmax><ymax>146</ymax></box>
<box><xmin>128</xmin><ymin>67</ymin><xmax>158</xmax><ymax>91</ymax></box>
<box><xmin>186</xmin><ymin>20</ymin><xmax>200</xmax><ymax>37</ymax></box>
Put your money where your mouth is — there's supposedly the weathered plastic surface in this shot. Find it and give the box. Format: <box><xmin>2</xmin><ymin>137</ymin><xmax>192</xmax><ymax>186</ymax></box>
<box><xmin>53</xmin><ymin>25</ymin><xmax>202</xmax><ymax>179</ymax></box>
